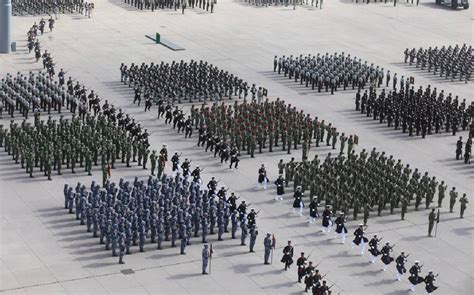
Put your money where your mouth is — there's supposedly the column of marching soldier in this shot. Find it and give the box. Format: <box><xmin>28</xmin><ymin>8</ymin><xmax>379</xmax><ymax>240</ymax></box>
<box><xmin>122</xmin><ymin>0</ymin><xmax>215</xmax><ymax>13</ymax></box>
<box><xmin>27</xmin><ymin>18</ymin><xmax>56</xmax><ymax>77</ymax></box>
<box><xmin>0</xmin><ymin>69</ymin><xmax>156</xmax><ymax>180</ymax></box>
<box><xmin>404</xmin><ymin>44</ymin><xmax>472</xmax><ymax>83</ymax></box>
<box><xmin>278</xmin><ymin>226</ymin><xmax>440</xmax><ymax>294</ymax></box>
<box><xmin>120</xmin><ymin>60</ymin><xmax>268</xmax><ymax>105</ymax></box>
<box><xmin>12</xmin><ymin>0</ymin><xmax>94</xmax><ymax>17</ymax></box>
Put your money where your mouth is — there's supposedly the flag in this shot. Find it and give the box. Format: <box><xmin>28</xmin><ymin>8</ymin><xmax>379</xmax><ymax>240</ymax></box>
<box><xmin>210</xmin><ymin>243</ymin><xmax>213</xmax><ymax>258</ymax></box>
<box><xmin>436</xmin><ymin>209</ymin><xmax>440</xmax><ymax>223</ymax></box>
<box><xmin>272</xmin><ymin>234</ymin><xmax>276</xmax><ymax>249</ymax></box>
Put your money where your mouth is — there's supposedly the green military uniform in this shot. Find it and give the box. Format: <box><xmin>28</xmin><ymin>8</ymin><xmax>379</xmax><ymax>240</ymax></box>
<box><xmin>428</xmin><ymin>209</ymin><xmax>438</xmax><ymax>237</ymax></box>
<box><xmin>449</xmin><ymin>188</ymin><xmax>458</xmax><ymax>213</ymax></box>
<box><xmin>437</xmin><ymin>181</ymin><xmax>446</xmax><ymax>208</ymax></box>
<box><xmin>150</xmin><ymin>151</ymin><xmax>157</xmax><ymax>175</ymax></box>
<box><xmin>401</xmin><ymin>197</ymin><xmax>408</xmax><ymax>220</ymax></box>
<box><xmin>143</xmin><ymin>149</ymin><xmax>150</xmax><ymax>169</ymax></box>
<box><xmin>459</xmin><ymin>194</ymin><xmax>468</xmax><ymax>218</ymax></box>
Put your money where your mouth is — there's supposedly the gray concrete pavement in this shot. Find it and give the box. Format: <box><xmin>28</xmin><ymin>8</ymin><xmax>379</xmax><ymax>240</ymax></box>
<box><xmin>0</xmin><ymin>0</ymin><xmax>473</xmax><ymax>294</ymax></box>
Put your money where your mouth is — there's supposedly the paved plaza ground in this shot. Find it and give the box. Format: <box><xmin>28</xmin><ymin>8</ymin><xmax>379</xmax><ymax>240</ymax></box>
<box><xmin>0</xmin><ymin>0</ymin><xmax>473</xmax><ymax>294</ymax></box>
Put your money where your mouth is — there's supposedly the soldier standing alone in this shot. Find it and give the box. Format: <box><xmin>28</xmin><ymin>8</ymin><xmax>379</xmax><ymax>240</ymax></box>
<box><xmin>428</xmin><ymin>208</ymin><xmax>438</xmax><ymax>237</ymax></box>
<box><xmin>459</xmin><ymin>194</ymin><xmax>468</xmax><ymax>218</ymax></box>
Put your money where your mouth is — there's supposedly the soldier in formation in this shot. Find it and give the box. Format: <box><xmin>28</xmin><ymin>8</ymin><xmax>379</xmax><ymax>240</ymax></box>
<box><xmin>63</xmin><ymin>172</ymin><xmax>259</xmax><ymax>263</ymax></box>
<box><xmin>288</xmin><ymin>248</ymin><xmax>338</xmax><ymax>294</ymax></box>
<box><xmin>455</xmin><ymin>135</ymin><xmax>472</xmax><ymax>164</ymax></box>
<box><xmin>2</xmin><ymin>103</ymin><xmax>149</xmax><ymax>179</ymax></box>
<box><xmin>275</xmin><ymin>52</ymin><xmax>391</xmax><ymax>95</ymax></box>
<box><xmin>404</xmin><ymin>44</ymin><xmax>472</xmax><ymax>83</ymax></box>
<box><xmin>189</xmin><ymin>99</ymin><xmax>350</xmax><ymax>162</ymax></box>
<box><xmin>243</xmin><ymin>0</ymin><xmax>321</xmax><ymax>8</ymax></box>
<box><xmin>123</xmin><ymin>0</ymin><xmax>215</xmax><ymax>13</ymax></box>
<box><xmin>1</xmin><ymin>70</ymin><xmax>84</xmax><ymax>119</ymax></box>
<box><xmin>355</xmin><ymin>83</ymin><xmax>473</xmax><ymax>138</ymax></box>
<box><xmin>279</xmin><ymin>148</ymin><xmax>466</xmax><ymax>223</ymax></box>
<box><xmin>12</xmin><ymin>0</ymin><xmax>93</xmax><ymax>17</ymax></box>
<box><xmin>121</xmin><ymin>60</ymin><xmax>256</xmax><ymax>104</ymax></box>
<box><xmin>154</xmin><ymin>99</ymin><xmax>351</xmax><ymax>165</ymax></box>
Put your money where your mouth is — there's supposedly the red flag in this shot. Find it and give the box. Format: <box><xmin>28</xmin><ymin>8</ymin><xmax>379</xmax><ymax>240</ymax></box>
<box><xmin>210</xmin><ymin>243</ymin><xmax>213</xmax><ymax>258</ymax></box>
<box><xmin>436</xmin><ymin>209</ymin><xmax>440</xmax><ymax>224</ymax></box>
<box><xmin>272</xmin><ymin>234</ymin><xmax>276</xmax><ymax>249</ymax></box>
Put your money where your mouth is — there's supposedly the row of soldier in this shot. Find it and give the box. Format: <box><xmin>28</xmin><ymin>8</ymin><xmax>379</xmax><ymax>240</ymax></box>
<box><xmin>352</xmin><ymin>0</ymin><xmax>420</xmax><ymax>5</ymax></box>
<box><xmin>354</xmin><ymin>84</ymin><xmax>473</xmax><ymax>138</ymax></box>
<box><xmin>63</xmin><ymin>172</ymin><xmax>260</xmax><ymax>264</ymax></box>
<box><xmin>455</xmin><ymin>135</ymin><xmax>472</xmax><ymax>164</ymax></box>
<box><xmin>404</xmin><ymin>45</ymin><xmax>472</xmax><ymax>83</ymax></box>
<box><xmin>274</xmin><ymin>52</ymin><xmax>394</xmax><ymax>95</ymax></box>
<box><xmin>122</xmin><ymin>0</ymin><xmax>215</xmax><ymax>12</ymax></box>
<box><xmin>344</xmin><ymin>223</ymin><xmax>438</xmax><ymax>293</ymax></box>
<box><xmin>274</xmin><ymin>160</ymin><xmax>443</xmax><ymax>293</ymax></box>
<box><xmin>276</xmin><ymin>148</ymin><xmax>466</xmax><ymax>225</ymax></box>
<box><xmin>27</xmin><ymin>18</ymin><xmax>56</xmax><ymax>77</ymax></box>
<box><xmin>279</xmin><ymin>227</ymin><xmax>438</xmax><ymax>294</ymax></box>
<box><xmin>121</xmin><ymin>60</ymin><xmax>265</xmax><ymax>104</ymax></box>
<box><xmin>0</xmin><ymin>102</ymin><xmax>150</xmax><ymax>179</ymax></box>
<box><xmin>12</xmin><ymin>0</ymin><xmax>93</xmax><ymax>17</ymax></box>
<box><xmin>241</xmin><ymin>0</ymin><xmax>323</xmax><ymax>8</ymax></box>
<box><xmin>281</xmin><ymin>243</ymin><xmax>335</xmax><ymax>294</ymax></box>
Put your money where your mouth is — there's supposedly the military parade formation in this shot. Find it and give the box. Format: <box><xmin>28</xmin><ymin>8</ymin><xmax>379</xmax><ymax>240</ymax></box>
<box><xmin>122</xmin><ymin>0</ymin><xmax>216</xmax><ymax>13</ymax></box>
<box><xmin>194</xmin><ymin>99</ymin><xmax>353</xmax><ymax>160</ymax></box>
<box><xmin>12</xmin><ymin>0</ymin><xmax>94</xmax><ymax>17</ymax></box>
<box><xmin>276</xmin><ymin>148</ymin><xmax>468</xmax><ymax>224</ymax></box>
<box><xmin>354</xmin><ymin>83</ymin><xmax>473</xmax><ymax>138</ymax></box>
<box><xmin>404</xmin><ymin>44</ymin><xmax>472</xmax><ymax>83</ymax></box>
<box><xmin>456</xmin><ymin>135</ymin><xmax>472</xmax><ymax>164</ymax></box>
<box><xmin>62</xmin><ymin>171</ymin><xmax>261</xmax><ymax>265</ymax></box>
<box><xmin>273</xmin><ymin>52</ymin><xmax>393</xmax><ymax>95</ymax></box>
<box><xmin>27</xmin><ymin>18</ymin><xmax>56</xmax><ymax>77</ymax></box>
<box><xmin>239</xmin><ymin>0</ymin><xmax>323</xmax><ymax>9</ymax></box>
<box><xmin>0</xmin><ymin>70</ymin><xmax>95</xmax><ymax>119</ymax></box>
<box><xmin>0</xmin><ymin>65</ymin><xmax>155</xmax><ymax>180</ymax></box>
<box><xmin>278</xmin><ymin>235</ymin><xmax>439</xmax><ymax>294</ymax></box>
<box><xmin>0</xmin><ymin>1</ymin><xmax>472</xmax><ymax>294</ymax></box>
<box><xmin>153</xmin><ymin>98</ymin><xmax>357</xmax><ymax>163</ymax></box>
<box><xmin>121</xmin><ymin>60</ymin><xmax>261</xmax><ymax>105</ymax></box>
<box><xmin>0</xmin><ymin>106</ymin><xmax>150</xmax><ymax>180</ymax></box>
